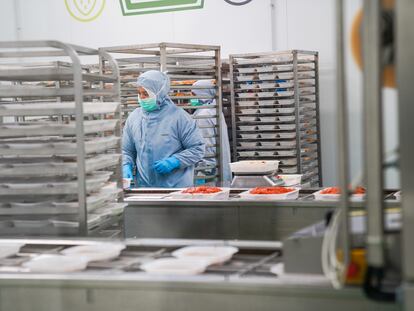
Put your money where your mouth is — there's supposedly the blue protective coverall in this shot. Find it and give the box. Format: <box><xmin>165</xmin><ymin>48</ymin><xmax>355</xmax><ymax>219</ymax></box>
<box><xmin>192</xmin><ymin>80</ymin><xmax>232</xmax><ymax>185</ymax></box>
<box><xmin>122</xmin><ymin>71</ymin><xmax>205</xmax><ymax>188</ymax></box>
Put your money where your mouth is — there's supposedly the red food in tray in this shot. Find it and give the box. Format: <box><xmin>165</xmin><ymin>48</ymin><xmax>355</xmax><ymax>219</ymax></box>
<box><xmin>182</xmin><ymin>186</ymin><xmax>222</xmax><ymax>194</ymax></box>
<box><xmin>249</xmin><ymin>187</ymin><xmax>295</xmax><ymax>195</ymax></box>
<box><xmin>320</xmin><ymin>186</ymin><xmax>366</xmax><ymax>195</ymax></box>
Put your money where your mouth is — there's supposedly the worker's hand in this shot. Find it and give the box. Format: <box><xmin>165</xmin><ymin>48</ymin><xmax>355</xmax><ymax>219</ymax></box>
<box><xmin>153</xmin><ymin>156</ymin><xmax>181</xmax><ymax>175</ymax></box>
<box><xmin>123</xmin><ymin>164</ymin><xmax>133</xmax><ymax>179</ymax></box>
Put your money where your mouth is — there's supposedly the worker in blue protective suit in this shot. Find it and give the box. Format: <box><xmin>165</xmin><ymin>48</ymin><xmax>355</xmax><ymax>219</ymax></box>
<box><xmin>191</xmin><ymin>80</ymin><xmax>232</xmax><ymax>186</ymax></box>
<box><xmin>122</xmin><ymin>70</ymin><xmax>205</xmax><ymax>188</ymax></box>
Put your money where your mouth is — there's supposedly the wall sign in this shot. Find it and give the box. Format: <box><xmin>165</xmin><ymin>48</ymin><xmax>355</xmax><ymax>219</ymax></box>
<box><xmin>119</xmin><ymin>0</ymin><xmax>204</xmax><ymax>16</ymax></box>
<box><xmin>65</xmin><ymin>0</ymin><xmax>106</xmax><ymax>22</ymax></box>
<box><xmin>65</xmin><ymin>0</ymin><xmax>253</xmax><ymax>22</ymax></box>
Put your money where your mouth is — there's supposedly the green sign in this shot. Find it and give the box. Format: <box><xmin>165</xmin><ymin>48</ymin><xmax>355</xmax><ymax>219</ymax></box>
<box><xmin>119</xmin><ymin>0</ymin><xmax>204</xmax><ymax>16</ymax></box>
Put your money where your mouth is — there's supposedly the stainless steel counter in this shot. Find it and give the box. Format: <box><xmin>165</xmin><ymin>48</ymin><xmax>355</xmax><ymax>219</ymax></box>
<box><xmin>123</xmin><ymin>189</ymin><xmax>399</xmax><ymax>241</ymax></box>
<box><xmin>0</xmin><ymin>238</ymin><xmax>398</xmax><ymax>311</ymax></box>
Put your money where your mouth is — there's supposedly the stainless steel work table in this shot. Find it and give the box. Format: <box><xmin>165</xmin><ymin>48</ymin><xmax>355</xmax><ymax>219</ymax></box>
<box><xmin>0</xmin><ymin>238</ymin><xmax>398</xmax><ymax>311</ymax></box>
<box><xmin>123</xmin><ymin>189</ymin><xmax>399</xmax><ymax>241</ymax></box>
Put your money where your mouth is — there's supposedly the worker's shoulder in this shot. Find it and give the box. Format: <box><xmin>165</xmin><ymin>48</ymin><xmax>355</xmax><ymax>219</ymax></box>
<box><xmin>125</xmin><ymin>108</ymin><xmax>142</xmax><ymax>125</ymax></box>
<box><xmin>167</xmin><ymin>104</ymin><xmax>193</xmax><ymax>121</ymax></box>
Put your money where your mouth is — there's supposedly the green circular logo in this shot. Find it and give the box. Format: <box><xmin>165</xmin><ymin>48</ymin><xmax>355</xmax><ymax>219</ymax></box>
<box><xmin>65</xmin><ymin>0</ymin><xmax>106</xmax><ymax>22</ymax></box>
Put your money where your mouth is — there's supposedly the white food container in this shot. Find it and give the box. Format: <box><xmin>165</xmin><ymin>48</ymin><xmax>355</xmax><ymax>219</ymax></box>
<box><xmin>172</xmin><ymin>246</ymin><xmax>239</xmax><ymax>265</ymax></box>
<box><xmin>261</xmin><ymin>142</ymin><xmax>276</xmax><ymax>147</ymax></box>
<box><xmin>257</xmin><ymin>151</ymin><xmax>275</xmax><ymax>157</ymax></box>
<box><xmin>240</xmin><ymin>134</ymin><xmax>259</xmax><ymax>139</ymax></box>
<box><xmin>238</xmin><ymin>101</ymin><xmax>257</xmax><ymax>107</ymax></box>
<box><xmin>260</xmin><ymin>117</ymin><xmax>277</xmax><ymax>122</ymax></box>
<box><xmin>240</xmin><ymin>142</ymin><xmax>258</xmax><ymax>148</ymax></box>
<box><xmin>276</xmin><ymin>124</ymin><xmax>296</xmax><ymax>130</ymax></box>
<box><xmin>276</xmin><ymin>99</ymin><xmax>295</xmax><ymax>106</ymax></box>
<box><xmin>238</xmin><ymin>116</ymin><xmax>257</xmax><ymax>122</ymax></box>
<box><xmin>169</xmin><ymin>188</ymin><xmax>230</xmax><ymax>201</ymax></box>
<box><xmin>259</xmin><ymin>108</ymin><xmax>277</xmax><ymax>114</ymax></box>
<box><xmin>238</xmin><ymin>125</ymin><xmax>257</xmax><ymax>131</ymax></box>
<box><xmin>0</xmin><ymin>243</ymin><xmax>25</xmax><ymax>260</ymax></box>
<box><xmin>61</xmin><ymin>243</ymin><xmax>125</xmax><ymax>262</ymax></box>
<box><xmin>277</xmin><ymin>174</ymin><xmax>302</xmax><ymax>186</ymax></box>
<box><xmin>123</xmin><ymin>178</ymin><xmax>132</xmax><ymax>189</ymax></box>
<box><xmin>238</xmin><ymin>151</ymin><xmax>256</xmax><ymax>157</ymax></box>
<box><xmin>240</xmin><ymin>109</ymin><xmax>258</xmax><ymax>114</ymax></box>
<box><xmin>141</xmin><ymin>258</ymin><xmax>209</xmax><ymax>275</ymax></box>
<box><xmin>313</xmin><ymin>189</ymin><xmax>366</xmax><ymax>201</ymax></box>
<box><xmin>257</xmin><ymin>92</ymin><xmax>276</xmax><ymax>98</ymax></box>
<box><xmin>237</xmin><ymin>93</ymin><xmax>257</xmax><ymax>98</ymax></box>
<box><xmin>239</xmin><ymin>187</ymin><xmax>300</xmax><ymax>200</ymax></box>
<box><xmin>258</xmin><ymin>125</ymin><xmax>275</xmax><ymax>131</ymax></box>
<box><xmin>260</xmin><ymin>133</ymin><xmax>277</xmax><ymax>139</ymax></box>
<box><xmin>230</xmin><ymin>160</ymin><xmax>279</xmax><ymax>174</ymax></box>
<box><xmin>394</xmin><ymin>191</ymin><xmax>401</xmax><ymax>201</ymax></box>
<box><xmin>23</xmin><ymin>255</ymin><xmax>88</xmax><ymax>273</ymax></box>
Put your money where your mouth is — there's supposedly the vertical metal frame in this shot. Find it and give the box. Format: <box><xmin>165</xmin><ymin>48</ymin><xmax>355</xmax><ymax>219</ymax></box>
<box><xmin>363</xmin><ymin>0</ymin><xmax>385</xmax><ymax>268</ymax></box>
<box><xmin>215</xmin><ymin>49</ymin><xmax>225</xmax><ymax>184</ymax></box>
<box><xmin>397</xmin><ymin>0</ymin><xmax>414</xmax><ymax>307</ymax></box>
<box><xmin>229</xmin><ymin>55</ymin><xmax>238</xmax><ymax>162</ymax></box>
<box><xmin>314</xmin><ymin>52</ymin><xmax>323</xmax><ymax>186</ymax></box>
<box><xmin>292</xmin><ymin>50</ymin><xmax>302</xmax><ymax>174</ymax></box>
<box><xmin>336</xmin><ymin>0</ymin><xmax>350</xmax><ymax>276</ymax></box>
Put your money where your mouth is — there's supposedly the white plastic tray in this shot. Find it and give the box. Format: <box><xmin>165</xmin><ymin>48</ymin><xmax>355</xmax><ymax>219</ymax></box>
<box><xmin>0</xmin><ymin>243</ymin><xmax>24</xmax><ymax>259</ymax></box>
<box><xmin>61</xmin><ymin>243</ymin><xmax>125</xmax><ymax>262</ymax></box>
<box><xmin>239</xmin><ymin>187</ymin><xmax>300</xmax><ymax>200</ymax></box>
<box><xmin>230</xmin><ymin>161</ymin><xmax>280</xmax><ymax>174</ymax></box>
<box><xmin>169</xmin><ymin>188</ymin><xmax>230</xmax><ymax>201</ymax></box>
<box><xmin>172</xmin><ymin>246</ymin><xmax>239</xmax><ymax>265</ymax></box>
<box><xmin>141</xmin><ymin>258</ymin><xmax>209</xmax><ymax>275</ymax></box>
<box><xmin>277</xmin><ymin>174</ymin><xmax>302</xmax><ymax>186</ymax></box>
<box><xmin>23</xmin><ymin>255</ymin><xmax>88</xmax><ymax>273</ymax></box>
<box><xmin>313</xmin><ymin>189</ymin><xmax>366</xmax><ymax>201</ymax></box>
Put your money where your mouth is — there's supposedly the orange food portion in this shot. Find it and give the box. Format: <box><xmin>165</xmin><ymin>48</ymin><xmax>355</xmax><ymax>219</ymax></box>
<box><xmin>320</xmin><ymin>187</ymin><xmax>341</xmax><ymax>195</ymax></box>
<box><xmin>320</xmin><ymin>186</ymin><xmax>366</xmax><ymax>195</ymax></box>
<box><xmin>250</xmin><ymin>187</ymin><xmax>295</xmax><ymax>195</ymax></box>
<box><xmin>182</xmin><ymin>186</ymin><xmax>222</xmax><ymax>194</ymax></box>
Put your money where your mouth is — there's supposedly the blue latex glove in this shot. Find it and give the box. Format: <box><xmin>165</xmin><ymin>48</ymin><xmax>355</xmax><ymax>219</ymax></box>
<box><xmin>195</xmin><ymin>178</ymin><xmax>206</xmax><ymax>185</ymax></box>
<box><xmin>153</xmin><ymin>156</ymin><xmax>180</xmax><ymax>175</ymax></box>
<box><xmin>123</xmin><ymin>164</ymin><xmax>133</xmax><ymax>179</ymax></box>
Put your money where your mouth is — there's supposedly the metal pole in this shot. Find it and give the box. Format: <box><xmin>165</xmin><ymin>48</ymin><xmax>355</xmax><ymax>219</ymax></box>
<box><xmin>336</xmin><ymin>0</ymin><xmax>350</xmax><ymax>278</ymax></box>
<box><xmin>314</xmin><ymin>52</ymin><xmax>323</xmax><ymax>186</ymax></box>
<box><xmin>292</xmin><ymin>51</ymin><xmax>302</xmax><ymax>175</ymax></box>
<box><xmin>215</xmin><ymin>49</ymin><xmax>225</xmax><ymax>185</ymax></box>
<box><xmin>396</xmin><ymin>0</ymin><xmax>414</xmax><ymax>306</ymax></box>
<box><xmin>229</xmin><ymin>56</ymin><xmax>238</xmax><ymax>162</ymax></box>
<box><xmin>363</xmin><ymin>0</ymin><xmax>385</xmax><ymax>268</ymax></box>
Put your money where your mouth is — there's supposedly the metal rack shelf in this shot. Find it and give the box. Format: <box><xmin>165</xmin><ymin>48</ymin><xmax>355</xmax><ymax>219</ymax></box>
<box><xmin>0</xmin><ymin>41</ymin><xmax>124</xmax><ymax>236</ymax></box>
<box><xmin>230</xmin><ymin>50</ymin><xmax>322</xmax><ymax>187</ymax></box>
<box><xmin>102</xmin><ymin>43</ymin><xmax>224</xmax><ymax>185</ymax></box>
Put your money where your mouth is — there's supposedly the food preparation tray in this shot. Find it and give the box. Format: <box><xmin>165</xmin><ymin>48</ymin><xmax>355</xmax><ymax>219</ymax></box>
<box><xmin>238</xmin><ymin>187</ymin><xmax>300</xmax><ymax>201</ymax></box>
<box><xmin>168</xmin><ymin>188</ymin><xmax>231</xmax><ymax>201</ymax></box>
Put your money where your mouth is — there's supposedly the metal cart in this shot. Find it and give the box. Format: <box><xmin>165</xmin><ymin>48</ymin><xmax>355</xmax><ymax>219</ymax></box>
<box><xmin>229</xmin><ymin>50</ymin><xmax>322</xmax><ymax>187</ymax></box>
<box><xmin>101</xmin><ymin>43</ymin><xmax>224</xmax><ymax>186</ymax></box>
<box><xmin>0</xmin><ymin>41</ymin><xmax>124</xmax><ymax>237</ymax></box>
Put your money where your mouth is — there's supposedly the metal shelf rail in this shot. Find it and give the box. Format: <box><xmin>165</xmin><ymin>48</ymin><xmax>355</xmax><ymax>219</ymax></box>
<box><xmin>0</xmin><ymin>41</ymin><xmax>124</xmax><ymax>236</ymax></box>
<box><xmin>101</xmin><ymin>43</ymin><xmax>224</xmax><ymax>185</ymax></box>
<box><xmin>229</xmin><ymin>50</ymin><xmax>322</xmax><ymax>187</ymax></box>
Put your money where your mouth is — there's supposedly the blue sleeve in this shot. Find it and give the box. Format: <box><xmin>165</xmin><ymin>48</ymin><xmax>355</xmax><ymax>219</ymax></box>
<box><xmin>122</xmin><ymin>116</ymin><xmax>136</xmax><ymax>167</ymax></box>
<box><xmin>173</xmin><ymin>112</ymin><xmax>205</xmax><ymax>168</ymax></box>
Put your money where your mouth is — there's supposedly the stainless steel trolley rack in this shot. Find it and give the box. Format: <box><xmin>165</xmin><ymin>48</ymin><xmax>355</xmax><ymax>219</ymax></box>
<box><xmin>101</xmin><ymin>43</ymin><xmax>224</xmax><ymax>185</ymax></box>
<box><xmin>0</xmin><ymin>41</ymin><xmax>124</xmax><ymax>236</ymax></box>
<box><xmin>229</xmin><ymin>50</ymin><xmax>322</xmax><ymax>187</ymax></box>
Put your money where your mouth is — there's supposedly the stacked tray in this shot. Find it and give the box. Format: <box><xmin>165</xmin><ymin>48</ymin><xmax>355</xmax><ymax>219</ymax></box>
<box><xmin>230</xmin><ymin>50</ymin><xmax>322</xmax><ymax>187</ymax></box>
<box><xmin>102</xmin><ymin>43</ymin><xmax>224</xmax><ymax>185</ymax></box>
<box><xmin>0</xmin><ymin>41</ymin><xmax>123</xmax><ymax>236</ymax></box>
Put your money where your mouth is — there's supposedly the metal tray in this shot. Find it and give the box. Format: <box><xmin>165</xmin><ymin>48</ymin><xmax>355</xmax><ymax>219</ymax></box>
<box><xmin>0</xmin><ymin>172</ymin><xmax>112</xmax><ymax>198</ymax></box>
<box><xmin>0</xmin><ymin>120</ymin><xmax>119</xmax><ymax>138</ymax></box>
<box><xmin>0</xmin><ymin>136</ymin><xmax>120</xmax><ymax>156</ymax></box>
